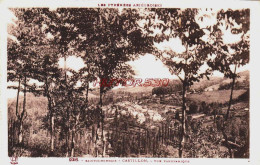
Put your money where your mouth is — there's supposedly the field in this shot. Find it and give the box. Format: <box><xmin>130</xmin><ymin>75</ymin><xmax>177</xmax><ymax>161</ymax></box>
<box><xmin>187</xmin><ymin>90</ymin><xmax>247</xmax><ymax>104</ymax></box>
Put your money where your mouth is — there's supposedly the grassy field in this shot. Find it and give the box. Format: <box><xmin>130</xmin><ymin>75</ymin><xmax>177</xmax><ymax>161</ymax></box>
<box><xmin>187</xmin><ymin>89</ymin><xmax>247</xmax><ymax>104</ymax></box>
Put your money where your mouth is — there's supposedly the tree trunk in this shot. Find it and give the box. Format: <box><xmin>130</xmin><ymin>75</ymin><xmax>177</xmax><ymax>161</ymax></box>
<box><xmin>99</xmin><ymin>86</ymin><xmax>106</xmax><ymax>157</ymax></box>
<box><xmin>18</xmin><ymin>124</ymin><xmax>23</xmax><ymax>144</ymax></box>
<box><xmin>65</xmin><ymin>130</ymin><xmax>69</xmax><ymax>157</ymax></box>
<box><xmin>101</xmin><ymin>113</ymin><xmax>105</xmax><ymax>157</ymax></box>
<box><xmin>222</xmin><ymin>65</ymin><xmax>237</xmax><ymax>158</ymax></box>
<box><xmin>138</xmin><ymin>127</ymin><xmax>141</xmax><ymax>156</ymax></box>
<box><xmin>64</xmin><ymin>55</ymin><xmax>67</xmax><ymax>83</ymax></box>
<box><xmin>102</xmin><ymin>140</ymin><xmax>106</xmax><ymax>157</ymax></box>
<box><xmin>152</xmin><ymin>137</ymin><xmax>155</xmax><ymax>156</ymax></box>
<box><xmin>15</xmin><ymin>77</ymin><xmax>21</xmax><ymax>119</ymax></box>
<box><xmin>44</xmin><ymin>77</ymin><xmax>55</xmax><ymax>154</ymax></box>
<box><xmin>50</xmin><ymin>114</ymin><xmax>54</xmax><ymax>152</ymax></box>
<box><xmin>11</xmin><ymin>120</ymin><xmax>14</xmax><ymax>147</ymax></box>
<box><xmin>48</xmin><ymin>96</ymin><xmax>54</xmax><ymax>154</ymax></box>
<box><xmin>95</xmin><ymin>126</ymin><xmax>98</xmax><ymax>157</ymax></box>
<box><xmin>162</xmin><ymin>124</ymin><xmax>164</xmax><ymax>144</ymax></box>
<box><xmin>99</xmin><ymin>87</ymin><xmax>103</xmax><ymax>107</ymax></box>
<box><xmin>179</xmin><ymin>81</ymin><xmax>187</xmax><ymax>158</ymax></box>
<box><xmin>91</xmin><ymin>124</ymin><xmax>98</xmax><ymax>157</ymax></box>
<box><xmin>221</xmin><ymin>128</ymin><xmax>233</xmax><ymax>158</ymax></box>
<box><xmin>225</xmin><ymin>65</ymin><xmax>237</xmax><ymax>121</ymax></box>
<box><xmin>146</xmin><ymin>130</ymin><xmax>149</xmax><ymax>154</ymax></box>
<box><xmin>85</xmin><ymin>83</ymin><xmax>89</xmax><ymax>104</ymax></box>
<box><xmin>18</xmin><ymin>76</ymin><xmax>27</xmax><ymax>145</ymax></box>
<box><xmin>71</xmin><ymin>128</ymin><xmax>75</xmax><ymax>157</ymax></box>
<box><xmin>65</xmin><ymin>131</ymin><xmax>68</xmax><ymax>157</ymax></box>
<box><xmin>71</xmin><ymin>114</ymin><xmax>80</xmax><ymax>157</ymax></box>
<box><xmin>214</xmin><ymin>109</ymin><xmax>216</xmax><ymax>123</ymax></box>
<box><xmin>15</xmin><ymin>77</ymin><xmax>21</xmax><ymax>145</ymax></box>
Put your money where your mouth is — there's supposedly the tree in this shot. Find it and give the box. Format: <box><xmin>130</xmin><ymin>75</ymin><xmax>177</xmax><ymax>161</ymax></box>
<box><xmin>8</xmin><ymin>8</ymin><xmax>48</xmax><ymax>146</ymax></box>
<box><xmin>70</xmin><ymin>8</ymin><xmax>152</xmax><ymax>156</ymax></box>
<box><xmin>209</xmin><ymin>9</ymin><xmax>249</xmax><ymax>121</ymax></box>
<box><xmin>72</xmin><ymin>8</ymin><xmax>152</xmax><ymax>105</ymax></box>
<box><xmin>51</xmin><ymin>69</ymin><xmax>89</xmax><ymax>157</ymax></box>
<box><xmin>40</xmin><ymin>8</ymin><xmax>106</xmax><ymax>156</ymax></box>
<box><xmin>8</xmin><ymin>8</ymin><xmax>74</xmax><ymax>154</ymax></box>
<box><xmin>39</xmin><ymin>8</ymin><xmax>83</xmax><ymax>154</ymax></box>
<box><xmin>146</xmin><ymin>8</ymin><xmax>214</xmax><ymax>157</ymax></box>
<box><xmin>208</xmin><ymin>8</ymin><xmax>250</xmax><ymax>158</ymax></box>
<box><xmin>7</xmin><ymin>38</ymin><xmax>23</xmax><ymax>146</ymax></box>
<box><xmin>34</xmin><ymin>45</ymin><xmax>62</xmax><ymax>154</ymax></box>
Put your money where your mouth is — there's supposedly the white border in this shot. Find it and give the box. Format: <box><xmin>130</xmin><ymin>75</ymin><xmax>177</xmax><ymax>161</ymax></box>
<box><xmin>1</xmin><ymin>0</ymin><xmax>260</xmax><ymax>165</ymax></box>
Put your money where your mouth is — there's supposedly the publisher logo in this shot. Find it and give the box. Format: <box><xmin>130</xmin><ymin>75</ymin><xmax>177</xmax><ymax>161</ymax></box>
<box><xmin>10</xmin><ymin>157</ymin><xmax>18</xmax><ymax>165</ymax></box>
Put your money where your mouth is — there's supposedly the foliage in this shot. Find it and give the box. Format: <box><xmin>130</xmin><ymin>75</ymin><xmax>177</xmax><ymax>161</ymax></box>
<box><xmin>208</xmin><ymin>9</ymin><xmax>250</xmax><ymax>78</ymax></box>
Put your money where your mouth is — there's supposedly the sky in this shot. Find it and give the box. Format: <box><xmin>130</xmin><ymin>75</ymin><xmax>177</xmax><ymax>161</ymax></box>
<box><xmin>6</xmin><ymin>8</ymin><xmax>249</xmax><ymax>98</ymax></box>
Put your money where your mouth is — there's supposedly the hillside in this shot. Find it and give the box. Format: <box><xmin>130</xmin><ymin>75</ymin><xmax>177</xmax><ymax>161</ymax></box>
<box><xmin>187</xmin><ymin>89</ymin><xmax>247</xmax><ymax>104</ymax></box>
<box><xmin>191</xmin><ymin>76</ymin><xmax>224</xmax><ymax>91</ymax></box>
<box><xmin>112</xmin><ymin>86</ymin><xmax>154</xmax><ymax>94</ymax></box>
<box><xmin>106</xmin><ymin>70</ymin><xmax>249</xmax><ymax>97</ymax></box>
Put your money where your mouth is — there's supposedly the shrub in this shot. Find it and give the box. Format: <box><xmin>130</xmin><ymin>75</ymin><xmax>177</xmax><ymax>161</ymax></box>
<box><xmin>188</xmin><ymin>102</ymin><xmax>198</xmax><ymax>114</ymax></box>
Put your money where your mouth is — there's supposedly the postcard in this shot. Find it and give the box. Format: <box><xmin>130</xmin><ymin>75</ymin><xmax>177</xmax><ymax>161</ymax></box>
<box><xmin>0</xmin><ymin>0</ymin><xmax>260</xmax><ymax>165</ymax></box>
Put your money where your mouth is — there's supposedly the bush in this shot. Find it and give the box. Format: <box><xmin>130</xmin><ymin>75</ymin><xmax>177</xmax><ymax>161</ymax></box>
<box><xmin>188</xmin><ymin>102</ymin><xmax>198</xmax><ymax>114</ymax></box>
<box><xmin>152</xmin><ymin>80</ymin><xmax>182</xmax><ymax>95</ymax></box>
<box><xmin>152</xmin><ymin>87</ymin><xmax>168</xmax><ymax>95</ymax></box>
<box><xmin>200</xmin><ymin>101</ymin><xmax>207</xmax><ymax>114</ymax></box>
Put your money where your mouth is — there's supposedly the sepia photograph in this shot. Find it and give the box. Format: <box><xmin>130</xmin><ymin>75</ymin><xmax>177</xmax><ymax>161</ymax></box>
<box><xmin>5</xmin><ymin>7</ymin><xmax>251</xmax><ymax>159</ymax></box>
